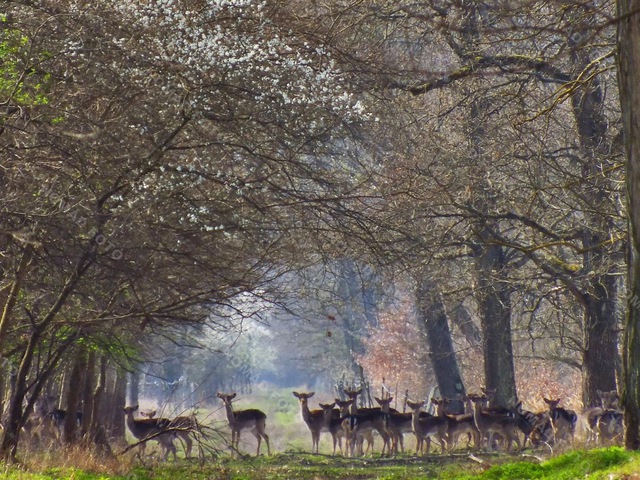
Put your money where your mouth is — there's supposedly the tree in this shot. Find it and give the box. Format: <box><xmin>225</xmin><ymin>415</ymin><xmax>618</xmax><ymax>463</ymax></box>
<box><xmin>616</xmin><ymin>0</ymin><xmax>640</xmax><ymax>450</ymax></box>
<box><xmin>0</xmin><ymin>0</ymin><xmax>370</xmax><ymax>459</ymax></box>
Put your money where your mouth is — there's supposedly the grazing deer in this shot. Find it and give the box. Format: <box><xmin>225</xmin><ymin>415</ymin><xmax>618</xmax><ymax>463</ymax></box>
<box><xmin>292</xmin><ymin>392</ymin><xmax>326</xmax><ymax>454</ymax></box>
<box><xmin>217</xmin><ymin>392</ymin><xmax>270</xmax><ymax>456</ymax></box>
<box><xmin>542</xmin><ymin>397</ymin><xmax>577</xmax><ymax>445</ymax></box>
<box><xmin>406</xmin><ymin>400</ymin><xmax>447</xmax><ymax>454</ymax></box>
<box><xmin>123</xmin><ymin>405</ymin><xmax>177</xmax><ymax>460</ymax></box>
<box><xmin>140</xmin><ymin>409</ymin><xmax>197</xmax><ymax>458</ymax></box>
<box><xmin>467</xmin><ymin>394</ymin><xmax>522</xmax><ymax>452</ymax></box>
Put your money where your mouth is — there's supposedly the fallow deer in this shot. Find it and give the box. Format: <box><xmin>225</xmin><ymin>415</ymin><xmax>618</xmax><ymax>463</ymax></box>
<box><xmin>319</xmin><ymin>401</ymin><xmax>351</xmax><ymax>454</ymax></box>
<box><xmin>217</xmin><ymin>392</ymin><xmax>270</xmax><ymax>456</ymax></box>
<box><xmin>542</xmin><ymin>397</ymin><xmax>577</xmax><ymax>445</ymax></box>
<box><xmin>140</xmin><ymin>409</ymin><xmax>198</xmax><ymax>458</ymax></box>
<box><xmin>582</xmin><ymin>390</ymin><xmax>620</xmax><ymax>445</ymax></box>
<box><xmin>123</xmin><ymin>405</ymin><xmax>177</xmax><ymax>460</ymax></box>
<box><xmin>432</xmin><ymin>397</ymin><xmax>479</xmax><ymax>451</ymax></box>
<box><xmin>375</xmin><ymin>396</ymin><xmax>413</xmax><ymax>455</ymax></box>
<box><xmin>342</xmin><ymin>388</ymin><xmax>376</xmax><ymax>455</ymax></box>
<box><xmin>467</xmin><ymin>394</ymin><xmax>522</xmax><ymax>452</ymax></box>
<box><xmin>406</xmin><ymin>400</ymin><xmax>447</xmax><ymax>455</ymax></box>
<box><xmin>292</xmin><ymin>391</ymin><xmax>326</xmax><ymax>454</ymax></box>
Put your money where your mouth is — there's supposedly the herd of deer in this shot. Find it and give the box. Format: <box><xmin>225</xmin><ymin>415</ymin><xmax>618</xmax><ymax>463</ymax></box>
<box><xmin>22</xmin><ymin>388</ymin><xmax>623</xmax><ymax>459</ymax></box>
<box><xmin>287</xmin><ymin>388</ymin><xmax>625</xmax><ymax>457</ymax></box>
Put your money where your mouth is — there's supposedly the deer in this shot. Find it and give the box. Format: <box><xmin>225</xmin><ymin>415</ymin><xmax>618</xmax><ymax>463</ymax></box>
<box><xmin>542</xmin><ymin>397</ymin><xmax>577</xmax><ymax>445</ymax></box>
<box><xmin>292</xmin><ymin>392</ymin><xmax>326</xmax><ymax>454</ymax></box>
<box><xmin>432</xmin><ymin>397</ymin><xmax>479</xmax><ymax>451</ymax></box>
<box><xmin>406</xmin><ymin>400</ymin><xmax>447</xmax><ymax>454</ymax></box>
<box><xmin>375</xmin><ymin>396</ymin><xmax>413</xmax><ymax>455</ymax></box>
<box><xmin>140</xmin><ymin>409</ymin><xmax>198</xmax><ymax>458</ymax></box>
<box><xmin>342</xmin><ymin>388</ymin><xmax>383</xmax><ymax>455</ymax></box>
<box><xmin>217</xmin><ymin>392</ymin><xmax>270</xmax><ymax>456</ymax></box>
<box><xmin>319</xmin><ymin>400</ymin><xmax>352</xmax><ymax>454</ymax></box>
<box><xmin>22</xmin><ymin>394</ymin><xmax>60</xmax><ymax>446</ymax></box>
<box><xmin>581</xmin><ymin>390</ymin><xmax>620</xmax><ymax>445</ymax></box>
<box><xmin>467</xmin><ymin>394</ymin><xmax>522</xmax><ymax>452</ymax></box>
<box><xmin>123</xmin><ymin>405</ymin><xmax>177</xmax><ymax>460</ymax></box>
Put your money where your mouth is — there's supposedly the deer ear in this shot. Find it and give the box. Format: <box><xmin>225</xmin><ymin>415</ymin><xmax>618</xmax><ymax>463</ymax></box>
<box><xmin>308</xmin><ymin>392</ymin><xmax>315</xmax><ymax>398</ymax></box>
<box><xmin>292</xmin><ymin>392</ymin><xmax>300</xmax><ymax>398</ymax></box>
<box><xmin>231</xmin><ymin>393</ymin><xmax>237</xmax><ymax>399</ymax></box>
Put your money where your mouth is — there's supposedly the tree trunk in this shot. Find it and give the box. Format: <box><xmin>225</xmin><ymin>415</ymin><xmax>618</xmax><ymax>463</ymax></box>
<box><xmin>582</xmin><ymin>277</ymin><xmax>619</xmax><ymax>407</ymax></box>
<box><xmin>616</xmin><ymin>0</ymin><xmax>640</xmax><ymax>450</ymax></box>
<box><xmin>0</xmin><ymin>328</ymin><xmax>39</xmax><ymax>461</ymax></box>
<box><xmin>81</xmin><ymin>350</ymin><xmax>96</xmax><ymax>439</ymax></box>
<box><xmin>128</xmin><ymin>368</ymin><xmax>140</xmax><ymax>408</ymax></box>
<box><xmin>63</xmin><ymin>349</ymin><xmax>85</xmax><ymax>444</ymax></box>
<box><xmin>568</xmin><ymin>5</ymin><xmax>620</xmax><ymax>407</ymax></box>
<box><xmin>416</xmin><ymin>278</ymin><xmax>466</xmax><ymax>413</ymax></box>
<box><xmin>110</xmin><ymin>367</ymin><xmax>127</xmax><ymax>441</ymax></box>
<box><xmin>476</xmin><ymin>243</ymin><xmax>518</xmax><ymax>408</ymax></box>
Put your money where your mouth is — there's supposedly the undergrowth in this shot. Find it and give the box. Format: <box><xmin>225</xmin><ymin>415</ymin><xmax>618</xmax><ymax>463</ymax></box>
<box><xmin>1</xmin><ymin>446</ymin><xmax>637</xmax><ymax>479</ymax></box>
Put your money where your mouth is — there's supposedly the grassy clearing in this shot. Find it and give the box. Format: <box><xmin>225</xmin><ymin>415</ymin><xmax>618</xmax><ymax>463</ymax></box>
<box><xmin>3</xmin><ymin>447</ymin><xmax>640</xmax><ymax>480</ymax></box>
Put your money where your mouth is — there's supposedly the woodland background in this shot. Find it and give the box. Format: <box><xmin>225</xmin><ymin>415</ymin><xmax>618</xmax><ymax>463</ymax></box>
<box><xmin>3</xmin><ymin>0</ymin><xmax>640</xmax><ymax>459</ymax></box>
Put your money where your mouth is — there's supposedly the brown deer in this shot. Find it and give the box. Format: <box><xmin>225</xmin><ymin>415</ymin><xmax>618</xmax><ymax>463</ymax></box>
<box><xmin>375</xmin><ymin>396</ymin><xmax>413</xmax><ymax>455</ymax></box>
<box><xmin>542</xmin><ymin>397</ymin><xmax>577</xmax><ymax>445</ymax></box>
<box><xmin>123</xmin><ymin>405</ymin><xmax>177</xmax><ymax>460</ymax></box>
<box><xmin>292</xmin><ymin>391</ymin><xmax>326</xmax><ymax>453</ymax></box>
<box><xmin>467</xmin><ymin>394</ymin><xmax>522</xmax><ymax>452</ymax></box>
<box><xmin>582</xmin><ymin>390</ymin><xmax>620</xmax><ymax>445</ymax></box>
<box><xmin>342</xmin><ymin>388</ymin><xmax>375</xmax><ymax>455</ymax></box>
<box><xmin>406</xmin><ymin>400</ymin><xmax>447</xmax><ymax>454</ymax></box>
<box><xmin>319</xmin><ymin>401</ymin><xmax>351</xmax><ymax>454</ymax></box>
<box><xmin>432</xmin><ymin>397</ymin><xmax>479</xmax><ymax>450</ymax></box>
<box><xmin>140</xmin><ymin>409</ymin><xmax>198</xmax><ymax>458</ymax></box>
<box><xmin>217</xmin><ymin>392</ymin><xmax>270</xmax><ymax>456</ymax></box>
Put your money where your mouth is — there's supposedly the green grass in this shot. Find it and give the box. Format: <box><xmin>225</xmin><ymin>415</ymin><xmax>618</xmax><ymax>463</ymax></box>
<box><xmin>3</xmin><ymin>447</ymin><xmax>640</xmax><ymax>480</ymax></box>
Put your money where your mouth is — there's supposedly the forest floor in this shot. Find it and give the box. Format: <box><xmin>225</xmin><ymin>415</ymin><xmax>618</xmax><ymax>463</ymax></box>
<box><xmin>2</xmin><ymin>447</ymin><xmax>639</xmax><ymax>480</ymax></box>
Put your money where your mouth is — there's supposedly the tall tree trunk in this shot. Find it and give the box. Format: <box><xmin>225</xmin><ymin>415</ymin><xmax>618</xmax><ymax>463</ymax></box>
<box><xmin>63</xmin><ymin>349</ymin><xmax>85</xmax><ymax>444</ymax></box>
<box><xmin>616</xmin><ymin>0</ymin><xmax>640</xmax><ymax>450</ymax></box>
<box><xmin>582</xmin><ymin>276</ymin><xmax>619</xmax><ymax>406</ymax></box>
<box><xmin>415</xmin><ymin>278</ymin><xmax>466</xmax><ymax>413</ymax></box>
<box><xmin>568</xmin><ymin>4</ymin><xmax>620</xmax><ymax>407</ymax></box>
<box><xmin>81</xmin><ymin>350</ymin><xmax>96</xmax><ymax>439</ymax></box>
<box><xmin>90</xmin><ymin>356</ymin><xmax>112</xmax><ymax>455</ymax></box>
<box><xmin>476</xmin><ymin>243</ymin><xmax>517</xmax><ymax>408</ymax></box>
<box><xmin>0</xmin><ymin>328</ymin><xmax>39</xmax><ymax>461</ymax></box>
<box><xmin>110</xmin><ymin>367</ymin><xmax>127</xmax><ymax>441</ymax></box>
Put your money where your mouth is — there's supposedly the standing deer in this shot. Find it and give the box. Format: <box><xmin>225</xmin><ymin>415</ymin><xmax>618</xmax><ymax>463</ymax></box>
<box><xmin>342</xmin><ymin>388</ymin><xmax>378</xmax><ymax>455</ymax></box>
<box><xmin>140</xmin><ymin>409</ymin><xmax>197</xmax><ymax>458</ymax></box>
<box><xmin>467</xmin><ymin>394</ymin><xmax>522</xmax><ymax>452</ymax></box>
<box><xmin>432</xmin><ymin>397</ymin><xmax>479</xmax><ymax>451</ymax></box>
<box><xmin>217</xmin><ymin>392</ymin><xmax>270</xmax><ymax>456</ymax></box>
<box><xmin>292</xmin><ymin>392</ymin><xmax>327</xmax><ymax>453</ymax></box>
<box><xmin>581</xmin><ymin>390</ymin><xmax>620</xmax><ymax>445</ymax></box>
<box><xmin>406</xmin><ymin>400</ymin><xmax>447</xmax><ymax>454</ymax></box>
<box><xmin>319</xmin><ymin>401</ymin><xmax>351</xmax><ymax>455</ymax></box>
<box><xmin>542</xmin><ymin>397</ymin><xmax>577</xmax><ymax>445</ymax></box>
<box><xmin>375</xmin><ymin>396</ymin><xmax>413</xmax><ymax>455</ymax></box>
<box><xmin>123</xmin><ymin>405</ymin><xmax>177</xmax><ymax>460</ymax></box>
